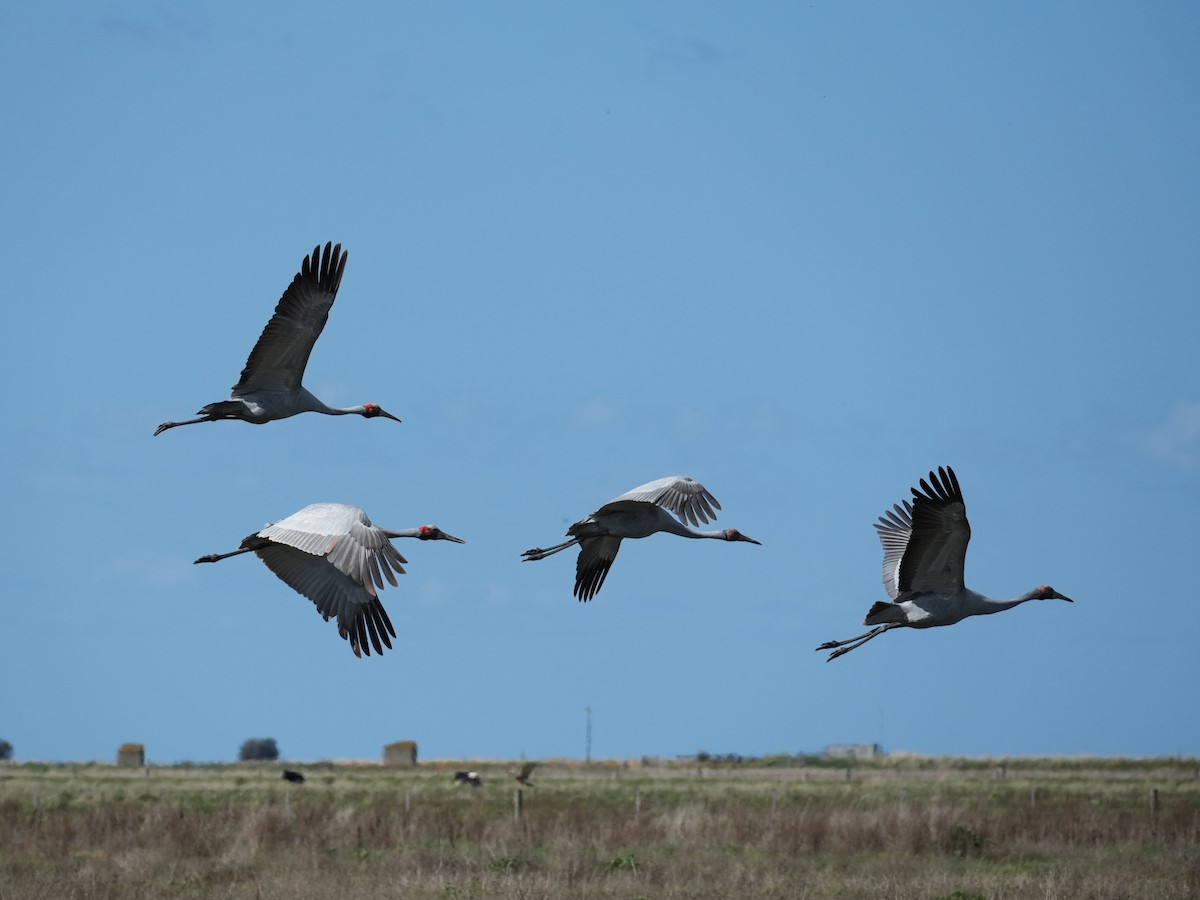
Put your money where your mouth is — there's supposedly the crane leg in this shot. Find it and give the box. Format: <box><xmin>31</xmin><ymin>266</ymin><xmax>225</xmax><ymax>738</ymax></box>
<box><xmin>520</xmin><ymin>538</ymin><xmax>580</xmax><ymax>561</ymax></box>
<box><xmin>194</xmin><ymin>547</ymin><xmax>254</xmax><ymax>564</ymax></box>
<box><xmin>815</xmin><ymin>624</ymin><xmax>896</xmax><ymax>661</ymax></box>
<box><xmin>154</xmin><ymin>416</ymin><xmax>210</xmax><ymax>436</ymax></box>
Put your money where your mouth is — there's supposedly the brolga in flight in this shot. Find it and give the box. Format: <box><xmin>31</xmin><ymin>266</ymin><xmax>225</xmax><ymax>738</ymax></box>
<box><xmin>194</xmin><ymin>503</ymin><xmax>464</xmax><ymax>657</ymax></box>
<box><xmin>817</xmin><ymin>466</ymin><xmax>1073</xmax><ymax>662</ymax></box>
<box><xmin>154</xmin><ymin>242</ymin><xmax>401</xmax><ymax>435</ymax></box>
<box><xmin>521</xmin><ymin>475</ymin><xmax>761</xmax><ymax>601</ymax></box>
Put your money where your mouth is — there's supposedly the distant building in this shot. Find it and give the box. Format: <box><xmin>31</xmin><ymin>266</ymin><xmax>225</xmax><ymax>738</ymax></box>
<box><xmin>383</xmin><ymin>740</ymin><xmax>418</xmax><ymax>767</ymax></box>
<box><xmin>824</xmin><ymin>743</ymin><xmax>883</xmax><ymax>760</ymax></box>
<box><xmin>117</xmin><ymin>742</ymin><xmax>145</xmax><ymax>767</ymax></box>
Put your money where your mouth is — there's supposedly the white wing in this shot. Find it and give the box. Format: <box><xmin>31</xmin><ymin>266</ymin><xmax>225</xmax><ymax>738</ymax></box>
<box><xmin>873</xmin><ymin>500</ymin><xmax>913</xmax><ymax>601</ymax></box>
<box><xmin>254</xmin><ymin>502</ymin><xmax>406</xmax><ymax>657</ymax></box>
<box><xmin>602</xmin><ymin>475</ymin><xmax>721</xmax><ymax>527</ymax></box>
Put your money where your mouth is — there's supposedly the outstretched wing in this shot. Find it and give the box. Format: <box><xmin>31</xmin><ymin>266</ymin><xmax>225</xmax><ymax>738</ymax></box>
<box><xmin>233</xmin><ymin>242</ymin><xmax>347</xmax><ymax>395</ymax></box>
<box><xmin>873</xmin><ymin>499</ymin><xmax>913</xmax><ymax>601</ymax></box>
<box><xmin>254</xmin><ymin>503</ymin><xmax>407</xmax><ymax>657</ymax></box>
<box><xmin>574</xmin><ymin>535</ymin><xmax>622</xmax><ymax>601</ymax></box>
<box><xmin>897</xmin><ymin>466</ymin><xmax>971</xmax><ymax>596</ymax></box>
<box><xmin>254</xmin><ymin>543</ymin><xmax>397</xmax><ymax>657</ymax></box>
<box><xmin>604</xmin><ymin>475</ymin><xmax>721</xmax><ymax>526</ymax></box>
<box><xmin>259</xmin><ymin>503</ymin><xmax>409</xmax><ymax>589</ymax></box>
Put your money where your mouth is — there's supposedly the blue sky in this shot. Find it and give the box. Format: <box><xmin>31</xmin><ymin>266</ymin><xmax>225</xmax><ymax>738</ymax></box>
<box><xmin>2</xmin><ymin>2</ymin><xmax>1197</xmax><ymax>764</ymax></box>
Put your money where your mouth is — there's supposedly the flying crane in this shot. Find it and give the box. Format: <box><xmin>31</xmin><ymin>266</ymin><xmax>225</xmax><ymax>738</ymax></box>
<box><xmin>522</xmin><ymin>475</ymin><xmax>760</xmax><ymax>601</ymax></box>
<box><xmin>817</xmin><ymin>466</ymin><xmax>1073</xmax><ymax>661</ymax></box>
<box><xmin>195</xmin><ymin>502</ymin><xmax>463</xmax><ymax>657</ymax></box>
<box><xmin>155</xmin><ymin>242</ymin><xmax>400</xmax><ymax>435</ymax></box>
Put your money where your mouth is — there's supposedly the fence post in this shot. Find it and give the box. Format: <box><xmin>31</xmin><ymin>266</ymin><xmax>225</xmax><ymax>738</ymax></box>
<box><xmin>514</xmin><ymin>788</ymin><xmax>523</xmax><ymax>820</ymax></box>
<box><xmin>635</xmin><ymin>788</ymin><xmax>641</xmax><ymax>820</ymax></box>
<box><xmin>1150</xmin><ymin>788</ymin><xmax>1159</xmax><ymax>816</ymax></box>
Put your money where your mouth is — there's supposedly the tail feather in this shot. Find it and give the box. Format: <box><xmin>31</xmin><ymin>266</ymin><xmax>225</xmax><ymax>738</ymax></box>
<box><xmin>863</xmin><ymin>600</ymin><xmax>899</xmax><ymax>625</ymax></box>
<box><xmin>197</xmin><ymin>400</ymin><xmax>244</xmax><ymax>418</ymax></box>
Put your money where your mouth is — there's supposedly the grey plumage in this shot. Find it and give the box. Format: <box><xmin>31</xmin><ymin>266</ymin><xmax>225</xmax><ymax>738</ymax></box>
<box><xmin>522</xmin><ymin>475</ymin><xmax>760</xmax><ymax>601</ymax></box>
<box><xmin>155</xmin><ymin>243</ymin><xmax>400</xmax><ymax>435</ymax></box>
<box><xmin>817</xmin><ymin>466</ymin><xmax>1073</xmax><ymax>662</ymax></box>
<box><xmin>195</xmin><ymin>503</ymin><xmax>464</xmax><ymax>657</ymax></box>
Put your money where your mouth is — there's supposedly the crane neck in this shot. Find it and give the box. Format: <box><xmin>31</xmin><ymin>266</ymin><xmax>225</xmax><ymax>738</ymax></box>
<box><xmin>661</xmin><ymin>518</ymin><xmax>726</xmax><ymax>540</ymax></box>
<box><xmin>973</xmin><ymin>588</ymin><xmax>1040</xmax><ymax>614</ymax></box>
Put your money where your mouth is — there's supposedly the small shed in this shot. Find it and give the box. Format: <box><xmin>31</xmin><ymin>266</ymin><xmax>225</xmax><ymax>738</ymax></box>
<box><xmin>117</xmin><ymin>742</ymin><xmax>145</xmax><ymax>767</ymax></box>
<box><xmin>383</xmin><ymin>740</ymin><xmax>418</xmax><ymax>767</ymax></box>
<box><xmin>824</xmin><ymin>743</ymin><xmax>883</xmax><ymax>760</ymax></box>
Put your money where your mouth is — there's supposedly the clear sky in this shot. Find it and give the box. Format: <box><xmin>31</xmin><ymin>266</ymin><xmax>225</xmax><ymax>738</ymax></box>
<box><xmin>2</xmin><ymin>2</ymin><xmax>1197</xmax><ymax>765</ymax></box>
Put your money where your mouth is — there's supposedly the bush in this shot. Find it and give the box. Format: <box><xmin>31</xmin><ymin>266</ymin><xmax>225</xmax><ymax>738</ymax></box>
<box><xmin>238</xmin><ymin>738</ymin><xmax>279</xmax><ymax>761</ymax></box>
<box><xmin>0</xmin><ymin>739</ymin><xmax>11</xmax><ymax>760</ymax></box>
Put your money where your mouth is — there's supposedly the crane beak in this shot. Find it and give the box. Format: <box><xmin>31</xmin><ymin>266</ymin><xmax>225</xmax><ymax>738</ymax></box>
<box><xmin>378</xmin><ymin>408</ymin><xmax>402</xmax><ymax>423</ymax></box>
<box><xmin>1053</xmin><ymin>591</ymin><xmax>1073</xmax><ymax>602</ymax></box>
<box><xmin>736</xmin><ymin>532</ymin><xmax>762</xmax><ymax>545</ymax></box>
<box><xmin>439</xmin><ymin>532</ymin><xmax>466</xmax><ymax>543</ymax></box>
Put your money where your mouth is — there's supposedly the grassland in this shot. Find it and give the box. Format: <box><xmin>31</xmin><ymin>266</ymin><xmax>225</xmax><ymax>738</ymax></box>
<box><xmin>1</xmin><ymin>756</ymin><xmax>1197</xmax><ymax>898</ymax></box>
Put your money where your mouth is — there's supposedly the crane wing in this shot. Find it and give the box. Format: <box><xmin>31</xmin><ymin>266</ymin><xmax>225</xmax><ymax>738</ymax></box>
<box><xmin>232</xmin><ymin>242</ymin><xmax>347</xmax><ymax>395</ymax></box>
<box><xmin>257</xmin><ymin>503</ymin><xmax>409</xmax><ymax>588</ymax></box>
<box><xmin>873</xmin><ymin>500</ymin><xmax>914</xmax><ymax>601</ymax></box>
<box><xmin>574</xmin><ymin>535</ymin><xmax>622</xmax><ymax>601</ymax></box>
<box><xmin>252</xmin><ymin>503</ymin><xmax>407</xmax><ymax>657</ymax></box>
<box><xmin>253</xmin><ymin>543</ymin><xmax>397</xmax><ymax>657</ymax></box>
<box><xmin>605</xmin><ymin>475</ymin><xmax>721</xmax><ymax>527</ymax></box>
<box><xmin>897</xmin><ymin>466</ymin><xmax>971</xmax><ymax>596</ymax></box>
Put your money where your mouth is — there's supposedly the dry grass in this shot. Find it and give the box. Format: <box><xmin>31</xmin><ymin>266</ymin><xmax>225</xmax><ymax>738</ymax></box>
<box><xmin>1</xmin><ymin>758</ymin><xmax>1198</xmax><ymax>898</ymax></box>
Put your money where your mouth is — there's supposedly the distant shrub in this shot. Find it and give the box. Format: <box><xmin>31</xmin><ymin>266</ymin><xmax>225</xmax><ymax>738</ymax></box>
<box><xmin>946</xmin><ymin>824</ymin><xmax>985</xmax><ymax>858</ymax></box>
<box><xmin>0</xmin><ymin>739</ymin><xmax>11</xmax><ymax>760</ymax></box>
<box><xmin>238</xmin><ymin>738</ymin><xmax>280</xmax><ymax>761</ymax></box>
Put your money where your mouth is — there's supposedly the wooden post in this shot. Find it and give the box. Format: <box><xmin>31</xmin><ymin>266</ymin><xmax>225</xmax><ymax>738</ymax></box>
<box><xmin>514</xmin><ymin>788</ymin><xmax>523</xmax><ymax>820</ymax></box>
<box><xmin>1029</xmin><ymin>786</ymin><xmax>1037</xmax><ymax>809</ymax></box>
<box><xmin>404</xmin><ymin>788</ymin><xmax>412</xmax><ymax>814</ymax></box>
<box><xmin>635</xmin><ymin>788</ymin><xmax>641</xmax><ymax>819</ymax></box>
<box><xmin>1150</xmin><ymin>788</ymin><xmax>1159</xmax><ymax>815</ymax></box>
<box><xmin>845</xmin><ymin>767</ymin><xmax>852</xmax><ymax>781</ymax></box>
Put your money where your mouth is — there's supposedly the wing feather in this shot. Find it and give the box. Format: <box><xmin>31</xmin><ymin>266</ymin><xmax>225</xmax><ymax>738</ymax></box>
<box><xmin>574</xmin><ymin>536</ymin><xmax>622</xmax><ymax>601</ymax></box>
<box><xmin>897</xmin><ymin>466</ymin><xmax>971</xmax><ymax>596</ymax></box>
<box><xmin>252</xmin><ymin>502</ymin><xmax>403</xmax><ymax>656</ymax></box>
<box><xmin>873</xmin><ymin>500</ymin><xmax>913</xmax><ymax>601</ymax></box>
<box><xmin>233</xmin><ymin>242</ymin><xmax>347</xmax><ymax>394</ymax></box>
<box><xmin>253</xmin><ymin>543</ymin><xmax>394</xmax><ymax>656</ymax></box>
<box><xmin>604</xmin><ymin>475</ymin><xmax>721</xmax><ymax>527</ymax></box>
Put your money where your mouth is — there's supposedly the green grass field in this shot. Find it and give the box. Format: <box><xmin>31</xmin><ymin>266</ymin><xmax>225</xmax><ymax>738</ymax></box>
<box><xmin>1</xmin><ymin>756</ymin><xmax>1197</xmax><ymax>898</ymax></box>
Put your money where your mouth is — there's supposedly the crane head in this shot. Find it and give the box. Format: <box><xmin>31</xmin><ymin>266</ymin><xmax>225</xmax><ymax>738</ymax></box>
<box><xmin>418</xmin><ymin>525</ymin><xmax>465</xmax><ymax>543</ymax></box>
<box><xmin>724</xmin><ymin>528</ymin><xmax>762</xmax><ymax>545</ymax></box>
<box><xmin>1034</xmin><ymin>585</ymin><xmax>1073</xmax><ymax>602</ymax></box>
<box><xmin>360</xmin><ymin>403</ymin><xmax>401</xmax><ymax>423</ymax></box>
